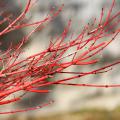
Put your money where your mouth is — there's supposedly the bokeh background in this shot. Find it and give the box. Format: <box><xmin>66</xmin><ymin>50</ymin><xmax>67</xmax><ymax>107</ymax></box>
<box><xmin>0</xmin><ymin>0</ymin><xmax>120</xmax><ymax>120</ymax></box>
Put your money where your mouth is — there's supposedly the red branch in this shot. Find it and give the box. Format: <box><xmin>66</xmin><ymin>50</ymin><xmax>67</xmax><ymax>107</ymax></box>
<box><xmin>0</xmin><ymin>0</ymin><xmax>120</xmax><ymax>114</ymax></box>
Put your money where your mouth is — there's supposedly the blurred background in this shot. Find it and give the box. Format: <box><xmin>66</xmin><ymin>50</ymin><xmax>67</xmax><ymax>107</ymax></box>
<box><xmin>0</xmin><ymin>0</ymin><xmax>120</xmax><ymax>120</ymax></box>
